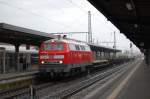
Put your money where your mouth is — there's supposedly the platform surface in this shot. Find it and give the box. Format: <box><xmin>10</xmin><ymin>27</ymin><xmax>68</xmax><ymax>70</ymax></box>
<box><xmin>116</xmin><ymin>60</ymin><xmax>150</xmax><ymax>99</ymax></box>
<box><xmin>0</xmin><ymin>70</ymin><xmax>38</xmax><ymax>81</ymax></box>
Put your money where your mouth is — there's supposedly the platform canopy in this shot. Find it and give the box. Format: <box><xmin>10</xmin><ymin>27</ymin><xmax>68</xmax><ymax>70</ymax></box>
<box><xmin>0</xmin><ymin>23</ymin><xmax>121</xmax><ymax>53</ymax></box>
<box><xmin>88</xmin><ymin>0</ymin><xmax>150</xmax><ymax>50</ymax></box>
<box><xmin>89</xmin><ymin>43</ymin><xmax>121</xmax><ymax>52</ymax></box>
<box><xmin>0</xmin><ymin>23</ymin><xmax>56</xmax><ymax>46</ymax></box>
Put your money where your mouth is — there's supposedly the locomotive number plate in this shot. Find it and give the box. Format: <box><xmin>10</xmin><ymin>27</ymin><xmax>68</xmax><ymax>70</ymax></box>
<box><xmin>40</xmin><ymin>55</ymin><xmax>49</xmax><ymax>59</ymax></box>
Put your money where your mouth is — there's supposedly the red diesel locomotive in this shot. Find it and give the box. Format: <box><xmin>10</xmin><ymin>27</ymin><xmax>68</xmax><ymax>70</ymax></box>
<box><xmin>39</xmin><ymin>37</ymin><xmax>92</xmax><ymax>75</ymax></box>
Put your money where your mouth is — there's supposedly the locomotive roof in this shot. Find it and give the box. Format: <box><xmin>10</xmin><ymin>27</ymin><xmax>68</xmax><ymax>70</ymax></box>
<box><xmin>45</xmin><ymin>38</ymin><xmax>89</xmax><ymax>46</ymax></box>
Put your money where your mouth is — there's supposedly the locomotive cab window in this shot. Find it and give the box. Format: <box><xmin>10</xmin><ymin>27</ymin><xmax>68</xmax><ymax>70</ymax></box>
<box><xmin>85</xmin><ymin>46</ymin><xmax>91</xmax><ymax>51</ymax></box>
<box><xmin>43</xmin><ymin>43</ymin><xmax>51</xmax><ymax>50</ymax></box>
<box><xmin>75</xmin><ymin>45</ymin><xmax>80</xmax><ymax>50</ymax></box>
<box><xmin>43</xmin><ymin>42</ymin><xmax>64</xmax><ymax>50</ymax></box>
<box><xmin>69</xmin><ymin>43</ymin><xmax>76</xmax><ymax>51</ymax></box>
<box><xmin>80</xmin><ymin>46</ymin><xmax>85</xmax><ymax>51</ymax></box>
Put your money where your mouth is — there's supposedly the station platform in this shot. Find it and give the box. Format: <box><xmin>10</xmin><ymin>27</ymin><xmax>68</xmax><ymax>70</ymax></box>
<box><xmin>0</xmin><ymin>69</ymin><xmax>38</xmax><ymax>90</ymax></box>
<box><xmin>0</xmin><ymin>70</ymin><xmax>38</xmax><ymax>82</ymax></box>
<box><xmin>115</xmin><ymin>60</ymin><xmax>150</xmax><ymax>99</ymax></box>
<box><xmin>82</xmin><ymin>59</ymin><xmax>149</xmax><ymax>99</ymax></box>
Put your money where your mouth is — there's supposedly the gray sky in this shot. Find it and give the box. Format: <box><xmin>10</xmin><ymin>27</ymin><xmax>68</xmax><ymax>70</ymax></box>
<box><xmin>0</xmin><ymin>0</ymin><xmax>140</xmax><ymax>53</ymax></box>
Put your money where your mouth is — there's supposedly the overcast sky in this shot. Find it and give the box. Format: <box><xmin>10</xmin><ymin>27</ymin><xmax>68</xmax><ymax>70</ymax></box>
<box><xmin>0</xmin><ymin>0</ymin><xmax>140</xmax><ymax>53</ymax></box>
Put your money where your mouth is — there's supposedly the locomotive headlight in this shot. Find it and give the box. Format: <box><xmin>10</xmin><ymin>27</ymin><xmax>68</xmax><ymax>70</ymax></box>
<box><xmin>41</xmin><ymin>61</ymin><xmax>45</xmax><ymax>64</ymax></box>
<box><xmin>54</xmin><ymin>55</ymin><xmax>64</xmax><ymax>59</ymax></box>
<box><xmin>59</xmin><ymin>61</ymin><xmax>63</xmax><ymax>64</ymax></box>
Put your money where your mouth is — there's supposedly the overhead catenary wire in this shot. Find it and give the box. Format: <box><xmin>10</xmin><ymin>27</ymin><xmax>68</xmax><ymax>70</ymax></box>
<box><xmin>0</xmin><ymin>0</ymin><xmax>75</xmax><ymax>31</ymax></box>
<box><xmin>66</xmin><ymin>0</ymin><xmax>116</xmax><ymax>32</ymax></box>
<box><xmin>0</xmin><ymin>0</ymin><xmax>92</xmax><ymax>34</ymax></box>
<box><xmin>0</xmin><ymin>0</ymin><xmax>115</xmax><ymax>42</ymax></box>
<box><xmin>66</xmin><ymin>0</ymin><xmax>116</xmax><ymax>44</ymax></box>
<box><xmin>66</xmin><ymin>0</ymin><xmax>118</xmax><ymax>47</ymax></box>
<box><xmin>65</xmin><ymin>0</ymin><xmax>88</xmax><ymax>14</ymax></box>
<box><xmin>46</xmin><ymin>0</ymin><xmax>89</xmax><ymax>32</ymax></box>
<box><xmin>59</xmin><ymin>13</ymin><xmax>88</xmax><ymax>33</ymax></box>
<box><xmin>0</xmin><ymin>0</ymin><xmax>115</xmax><ymax>34</ymax></box>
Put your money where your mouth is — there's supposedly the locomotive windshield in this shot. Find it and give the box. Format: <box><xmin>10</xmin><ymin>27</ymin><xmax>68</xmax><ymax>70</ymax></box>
<box><xmin>43</xmin><ymin>42</ymin><xmax>64</xmax><ymax>50</ymax></box>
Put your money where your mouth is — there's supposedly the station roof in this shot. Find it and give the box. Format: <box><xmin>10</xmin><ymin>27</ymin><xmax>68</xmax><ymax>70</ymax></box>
<box><xmin>0</xmin><ymin>23</ymin><xmax>120</xmax><ymax>52</ymax></box>
<box><xmin>88</xmin><ymin>0</ymin><xmax>150</xmax><ymax>50</ymax></box>
<box><xmin>0</xmin><ymin>23</ymin><xmax>56</xmax><ymax>46</ymax></box>
<box><xmin>89</xmin><ymin>43</ymin><xmax>121</xmax><ymax>52</ymax></box>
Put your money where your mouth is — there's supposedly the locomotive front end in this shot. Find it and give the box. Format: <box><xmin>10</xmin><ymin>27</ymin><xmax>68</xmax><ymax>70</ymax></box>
<box><xmin>39</xmin><ymin>39</ymin><xmax>69</xmax><ymax>74</ymax></box>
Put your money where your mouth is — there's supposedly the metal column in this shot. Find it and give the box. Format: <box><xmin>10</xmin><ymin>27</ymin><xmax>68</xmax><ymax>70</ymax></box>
<box><xmin>15</xmin><ymin>44</ymin><xmax>20</xmax><ymax>71</ymax></box>
<box><xmin>0</xmin><ymin>47</ymin><xmax>6</xmax><ymax>74</ymax></box>
<box><xmin>145</xmin><ymin>49</ymin><xmax>150</xmax><ymax>66</ymax></box>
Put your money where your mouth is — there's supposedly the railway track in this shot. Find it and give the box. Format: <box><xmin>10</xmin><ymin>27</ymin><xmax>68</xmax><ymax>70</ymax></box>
<box><xmin>62</xmin><ymin>62</ymin><xmax>134</xmax><ymax>99</ymax></box>
<box><xmin>41</xmin><ymin>62</ymin><xmax>130</xmax><ymax>99</ymax></box>
<box><xmin>0</xmin><ymin>80</ymin><xmax>56</xmax><ymax>99</ymax></box>
<box><xmin>0</xmin><ymin>61</ymin><xmax>132</xmax><ymax>99</ymax></box>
